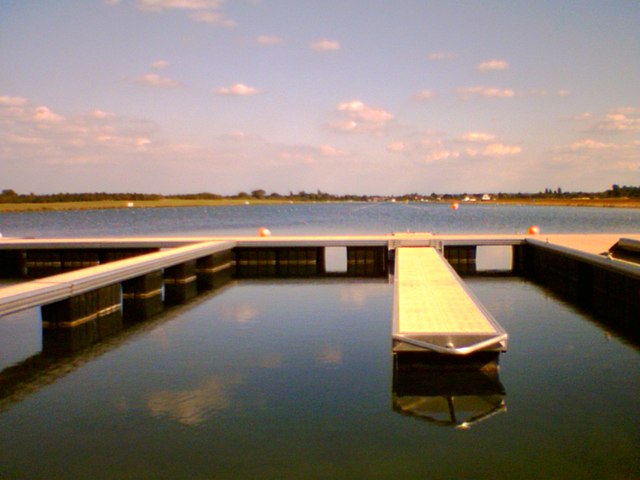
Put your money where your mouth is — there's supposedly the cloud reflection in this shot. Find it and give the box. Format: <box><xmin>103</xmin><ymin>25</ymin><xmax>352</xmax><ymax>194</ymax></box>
<box><xmin>147</xmin><ymin>374</ymin><xmax>242</xmax><ymax>426</ymax></box>
<box><xmin>315</xmin><ymin>345</ymin><xmax>343</xmax><ymax>365</ymax></box>
<box><xmin>219</xmin><ymin>303</ymin><xmax>259</xmax><ymax>323</ymax></box>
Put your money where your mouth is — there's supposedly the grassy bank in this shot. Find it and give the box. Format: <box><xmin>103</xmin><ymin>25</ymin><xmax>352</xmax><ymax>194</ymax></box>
<box><xmin>0</xmin><ymin>197</ymin><xmax>639</xmax><ymax>213</ymax></box>
<box><xmin>0</xmin><ymin>198</ymin><xmax>289</xmax><ymax>212</ymax></box>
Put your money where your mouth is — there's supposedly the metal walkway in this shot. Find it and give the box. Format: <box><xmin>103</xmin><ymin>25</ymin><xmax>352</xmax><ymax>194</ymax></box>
<box><xmin>392</xmin><ymin>247</ymin><xmax>507</xmax><ymax>355</ymax></box>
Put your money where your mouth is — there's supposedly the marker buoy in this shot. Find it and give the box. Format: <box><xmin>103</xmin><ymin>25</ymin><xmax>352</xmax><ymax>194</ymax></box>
<box><xmin>528</xmin><ymin>225</ymin><xmax>540</xmax><ymax>235</ymax></box>
<box><xmin>258</xmin><ymin>227</ymin><xmax>271</xmax><ymax>237</ymax></box>
<box><xmin>450</xmin><ymin>202</ymin><xmax>459</xmax><ymax>210</ymax></box>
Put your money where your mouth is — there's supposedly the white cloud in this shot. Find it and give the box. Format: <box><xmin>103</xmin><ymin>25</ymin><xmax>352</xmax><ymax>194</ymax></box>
<box><xmin>482</xmin><ymin>143</ymin><xmax>522</xmax><ymax>156</ymax></box>
<box><xmin>477</xmin><ymin>59</ymin><xmax>509</xmax><ymax>72</ymax></box>
<box><xmin>135</xmin><ymin>137</ymin><xmax>152</xmax><ymax>149</ymax></box>
<box><xmin>33</xmin><ymin>106</ymin><xmax>64</xmax><ymax>123</ymax></box>
<box><xmin>594</xmin><ymin>108</ymin><xmax>640</xmax><ymax>132</ymax></box>
<box><xmin>135</xmin><ymin>73</ymin><xmax>180</xmax><ymax>88</ymax></box>
<box><xmin>412</xmin><ymin>90</ymin><xmax>436</xmax><ymax>102</ymax></box>
<box><xmin>570</xmin><ymin>138</ymin><xmax>615</xmax><ymax>150</ymax></box>
<box><xmin>554</xmin><ymin>134</ymin><xmax>639</xmax><ymax>172</ymax></box>
<box><xmin>457</xmin><ymin>86</ymin><xmax>515</xmax><ymax>99</ymax></box>
<box><xmin>0</xmin><ymin>95</ymin><xmax>163</xmax><ymax>169</ymax></box>
<box><xmin>464</xmin><ymin>143</ymin><xmax>522</xmax><ymax>157</ymax></box>
<box><xmin>214</xmin><ymin>83</ymin><xmax>260</xmax><ymax>96</ymax></box>
<box><xmin>461</xmin><ymin>132</ymin><xmax>496</xmax><ymax>143</ymax></box>
<box><xmin>319</xmin><ymin>144</ymin><xmax>347</xmax><ymax>157</ymax></box>
<box><xmin>188</xmin><ymin>10</ymin><xmax>235</xmax><ymax>26</ymax></box>
<box><xmin>310</xmin><ymin>39</ymin><xmax>340</xmax><ymax>52</ymax></box>
<box><xmin>91</xmin><ymin>110</ymin><xmax>115</xmax><ymax>119</ymax></box>
<box><xmin>426</xmin><ymin>150</ymin><xmax>459</xmax><ymax>162</ymax></box>
<box><xmin>151</xmin><ymin>60</ymin><xmax>170</xmax><ymax>69</ymax></box>
<box><xmin>256</xmin><ymin>35</ymin><xmax>283</xmax><ymax>45</ymax></box>
<box><xmin>386</xmin><ymin>141</ymin><xmax>405</xmax><ymax>152</ymax></box>
<box><xmin>0</xmin><ymin>95</ymin><xmax>29</xmax><ymax>106</ymax></box>
<box><xmin>136</xmin><ymin>0</ymin><xmax>222</xmax><ymax>11</ymax></box>
<box><xmin>135</xmin><ymin>0</ymin><xmax>235</xmax><ymax>26</ymax></box>
<box><xmin>331</xmin><ymin>100</ymin><xmax>393</xmax><ymax>134</ymax></box>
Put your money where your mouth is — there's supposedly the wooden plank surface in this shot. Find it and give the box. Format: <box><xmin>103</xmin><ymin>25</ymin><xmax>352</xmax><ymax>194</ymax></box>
<box><xmin>395</xmin><ymin>247</ymin><xmax>496</xmax><ymax>335</ymax></box>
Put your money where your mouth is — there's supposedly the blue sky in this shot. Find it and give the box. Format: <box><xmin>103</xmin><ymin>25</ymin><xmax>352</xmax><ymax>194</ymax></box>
<box><xmin>1</xmin><ymin>0</ymin><xmax>638</xmax><ymax>195</ymax></box>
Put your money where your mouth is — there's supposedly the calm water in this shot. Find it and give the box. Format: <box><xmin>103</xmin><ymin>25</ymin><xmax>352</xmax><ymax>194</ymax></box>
<box><xmin>1</xmin><ymin>202</ymin><xmax>639</xmax><ymax>237</ymax></box>
<box><xmin>1</xmin><ymin>205</ymin><xmax>639</xmax><ymax>479</ymax></box>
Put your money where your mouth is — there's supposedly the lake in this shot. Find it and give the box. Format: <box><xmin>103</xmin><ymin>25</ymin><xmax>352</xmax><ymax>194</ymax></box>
<box><xmin>1</xmin><ymin>203</ymin><xmax>639</xmax><ymax>479</ymax></box>
<box><xmin>1</xmin><ymin>202</ymin><xmax>640</xmax><ymax>237</ymax></box>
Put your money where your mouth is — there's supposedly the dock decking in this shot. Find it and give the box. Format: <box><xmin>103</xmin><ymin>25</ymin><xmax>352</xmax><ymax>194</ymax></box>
<box><xmin>392</xmin><ymin>247</ymin><xmax>507</xmax><ymax>355</ymax></box>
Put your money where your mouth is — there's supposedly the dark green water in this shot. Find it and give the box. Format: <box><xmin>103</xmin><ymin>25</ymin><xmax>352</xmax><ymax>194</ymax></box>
<box><xmin>0</xmin><ymin>276</ymin><xmax>638</xmax><ymax>479</ymax></box>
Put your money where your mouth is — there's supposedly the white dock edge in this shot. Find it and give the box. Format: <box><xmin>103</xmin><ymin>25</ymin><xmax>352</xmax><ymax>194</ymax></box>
<box><xmin>0</xmin><ymin>240</ymin><xmax>236</xmax><ymax>317</ymax></box>
<box><xmin>392</xmin><ymin>247</ymin><xmax>507</xmax><ymax>355</ymax></box>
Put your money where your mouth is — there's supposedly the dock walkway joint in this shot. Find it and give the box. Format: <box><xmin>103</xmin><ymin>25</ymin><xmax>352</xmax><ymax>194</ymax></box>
<box><xmin>393</xmin><ymin>247</ymin><xmax>507</xmax><ymax>355</ymax></box>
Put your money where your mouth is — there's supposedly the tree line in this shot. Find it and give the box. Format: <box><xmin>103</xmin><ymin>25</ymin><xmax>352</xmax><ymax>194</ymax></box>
<box><xmin>1</xmin><ymin>185</ymin><xmax>638</xmax><ymax>204</ymax></box>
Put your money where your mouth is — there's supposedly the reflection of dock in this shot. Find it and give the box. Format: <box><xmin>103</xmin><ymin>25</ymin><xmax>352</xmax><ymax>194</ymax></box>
<box><xmin>392</xmin><ymin>356</ymin><xmax>506</xmax><ymax>429</ymax></box>
<box><xmin>392</xmin><ymin>247</ymin><xmax>507</xmax><ymax>355</ymax></box>
<box><xmin>0</xmin><ymin>282</ymin><xmax>235</xmax><ymax>412</ymax></box>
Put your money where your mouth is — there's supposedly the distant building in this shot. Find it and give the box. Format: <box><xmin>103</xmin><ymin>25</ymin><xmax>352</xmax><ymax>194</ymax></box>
<box><xmin>482</xmin><ymin>194</ymin><xmax>491</xmax><ymax>201</ymax></box>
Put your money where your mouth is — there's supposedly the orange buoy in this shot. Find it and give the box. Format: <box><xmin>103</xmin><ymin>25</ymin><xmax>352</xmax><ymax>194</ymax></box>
<box><xmin>528</xmin><ymin>225</ymin><xmax>540</xmax><ymax>235</ymax></box>
<box><xmin>258</xmin><ymin>227</ymin><xmax>271</xmax><ymax>237</ymax></box>
<box><xmin>450</xmin><ymin>202</ymin><xmax>459</xmax><ymax>210</ymax></box>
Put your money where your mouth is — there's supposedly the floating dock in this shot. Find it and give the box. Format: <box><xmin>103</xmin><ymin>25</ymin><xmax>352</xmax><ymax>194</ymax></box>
<box><xmin>392</xmin><ymin>247</ymin><xmax>507</xmax><ymax>355</ymax></box>
<box><xmin>0</xmin><ymin>233</ymin><xmax>638</xmax><ymax>357</ymax></box>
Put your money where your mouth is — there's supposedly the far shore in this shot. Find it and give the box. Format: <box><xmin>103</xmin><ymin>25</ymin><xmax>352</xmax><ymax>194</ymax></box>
<box><xmin>0</xmin><ymin>197</ymin><xmax>639</xmax><ymax>213</ymax></box>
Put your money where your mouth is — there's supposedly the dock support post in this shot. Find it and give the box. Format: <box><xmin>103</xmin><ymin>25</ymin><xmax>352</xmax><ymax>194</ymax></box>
<box><xmin>347</xmin><ymin>246</ymin><xmax>388</xmax><ymax>276</ymax></box>
<box><xmin>61</xmin><ymin>250</ymin><xmax>100</xmax><ymax>272</ymax></box>
<box><xmin>443</xmin><ymin>246</ymin><xmax>477</xmax><ymax>274</ymax></box>
<box><xmin>277</xmin><ymin>247</ymin><xmax>321</xmax><ymax>276</ymax></box>
<box><xmin>25</xmin><ymin>250</ymin><xmax>62</xmax><ymax>278</ymax></box>
<box><xmin>41</xmin><ymin>284</ymin><xmax>122</xmax><ymax>351</ymax></box>
<box><xmin>122</xmin><ymin>270</ymin><xmax>164</xmax><ymax>321</ymax></box>
<box><xmin>512</xmin><ymin>244</ymin><xmax>526</xmax><ymax>274</ymax></box>
<box><xmin>196</xmin><ymin>251</ymin><xmax>234</xmax><ymax>291</ymax></box>
<box><xmin>234</xmin><ymin>248</ymin><xmax>277</xmax><ymax>277</ymax></box>
<box><xmin>164</xmin><ymin>261</ymin><xmax>198</xmax><ymax>304</ymax></box>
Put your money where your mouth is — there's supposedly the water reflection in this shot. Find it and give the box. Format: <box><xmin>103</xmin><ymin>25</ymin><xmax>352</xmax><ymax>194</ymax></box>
<box><xmin>392</xmin><ymin>356</ymin><xmax>506</xmax><ymax>429</ymax></box>
<box><xmin>0</xmin><ymin>283</ymin><xmax>235</xmax><ymax>413</ymax></box>
<box><xmin>147</xmin><ymin>374</ymin><xmax>243</xmax><ymax>426</ymax></box>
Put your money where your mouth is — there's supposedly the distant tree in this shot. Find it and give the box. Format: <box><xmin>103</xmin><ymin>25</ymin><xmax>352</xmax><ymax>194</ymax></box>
<box><xmin>251</xmin><ymin>189</ymin><xmax>266</xmax><ymax>199</ymax></box>
<box><xmin>611</xmin><ymin>184</ymin><xmax>621</xmax><ymax>197</ymax></box>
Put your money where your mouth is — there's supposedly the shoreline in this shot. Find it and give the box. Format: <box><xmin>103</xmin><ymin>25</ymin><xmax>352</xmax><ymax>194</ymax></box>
<box><xmin>0</xmin><ymin>197</ymin><xmax>639</xmax><ymax>213</ymax></box>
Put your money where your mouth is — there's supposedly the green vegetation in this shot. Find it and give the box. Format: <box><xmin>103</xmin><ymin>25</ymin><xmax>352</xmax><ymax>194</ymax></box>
<box><xmin>1</xmin><ymin>185</ymin><xmax>639</xmax><ymax>212</ymax></box>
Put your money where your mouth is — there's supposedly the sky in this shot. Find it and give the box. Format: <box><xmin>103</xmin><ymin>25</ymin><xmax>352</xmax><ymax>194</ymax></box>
<box><xmin>1</xmin><ymin>0</ymin><xmax>639</xmax><ymax>196</ymax></box>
